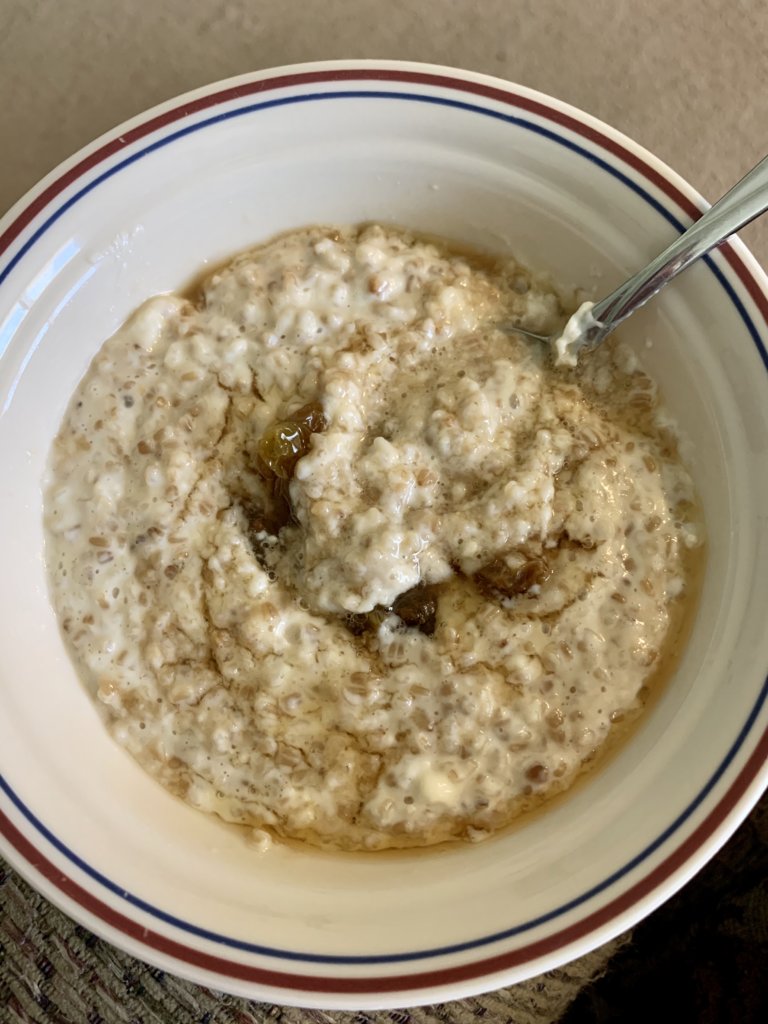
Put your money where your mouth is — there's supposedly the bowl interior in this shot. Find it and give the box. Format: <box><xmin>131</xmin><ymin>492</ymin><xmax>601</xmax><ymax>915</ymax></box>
<box><xmin>1</xmin><ymin>75</ymin><xmax>767</xmax><ymax>995</ymax></box>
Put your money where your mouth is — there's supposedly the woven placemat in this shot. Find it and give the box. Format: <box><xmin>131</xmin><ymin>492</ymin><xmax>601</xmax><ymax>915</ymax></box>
<box><xmin>4</xmin><ymin>792</ymin><xmax>767</xmax><ymax>1023</ymax></box>
<box><xmin>0</xmin><ymin>856</ymin><xmax>628</xmax><ymax>1024</ymax></box>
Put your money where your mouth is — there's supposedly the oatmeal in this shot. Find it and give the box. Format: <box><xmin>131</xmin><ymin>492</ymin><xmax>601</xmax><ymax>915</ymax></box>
<box><xmin>44</xmin><ymin>224</ymin><xmax>702</xmax><ymax>850</ymax></box>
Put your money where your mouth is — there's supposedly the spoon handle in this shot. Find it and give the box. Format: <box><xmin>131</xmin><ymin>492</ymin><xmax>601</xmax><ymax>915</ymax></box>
<box><xmin>589</xmin><ymin>153</ymin><xmax>768</xmax><ymax>340</ymax></box>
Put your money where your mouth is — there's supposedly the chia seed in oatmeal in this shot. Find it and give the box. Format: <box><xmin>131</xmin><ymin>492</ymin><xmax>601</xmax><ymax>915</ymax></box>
<box><xmin>44</xmin><ymin>224</ymin><xmax>703</xmax><ymax>850</ymax></box>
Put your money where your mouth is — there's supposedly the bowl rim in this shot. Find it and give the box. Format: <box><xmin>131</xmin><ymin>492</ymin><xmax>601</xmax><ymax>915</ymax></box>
<box><xmin>1</xmin><ymin>59</ymin><xmax>767</xmax><ymax>1008</ymax></box>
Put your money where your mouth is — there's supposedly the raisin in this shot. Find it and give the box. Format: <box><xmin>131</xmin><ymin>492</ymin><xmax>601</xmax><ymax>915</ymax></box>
<box><xmin>255</xmin><ymin>401</ymin><xmax>326</xmax><ymax>481</ymax></box>
<box><xmin>292</xmin><ymin>401</ymin><xmax>326</xmax><ymax>436</ymax></box>
<box><xmin>341</xmin><ymin>584</ymin><xmax>439</xmax><ymax>639</ymax></box>
<box><xmin>475</xmin><ymin>555</ymin><xmax>551</xmax><ymax>599</ymax></box>
<box><xmin>392</xmin><ymin>585</ymin><xmax>438</xmax><ymax>636</ymax></box>
<box><xmin>253</xmin><ymin>401</ymin><xmax>325</xmax><ymax>528</ymax></box>
<box><xmin>255</xmin><ymin>421</ymin><xmax>305</xmax><ymax>480</ymax></box>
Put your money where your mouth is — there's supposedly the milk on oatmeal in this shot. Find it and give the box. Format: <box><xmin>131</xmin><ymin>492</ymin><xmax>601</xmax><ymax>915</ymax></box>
<box><xmin>44</xmin><ymin>224</ymin><xmax>703</xmax><ymax>851</ymax></box>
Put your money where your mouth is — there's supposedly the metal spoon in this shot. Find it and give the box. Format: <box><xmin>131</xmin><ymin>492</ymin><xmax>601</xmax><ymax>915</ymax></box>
<box><xmin>510</xmin><ymin>153</ymin><xmax>768</xmax><ymax>366</ymax></box>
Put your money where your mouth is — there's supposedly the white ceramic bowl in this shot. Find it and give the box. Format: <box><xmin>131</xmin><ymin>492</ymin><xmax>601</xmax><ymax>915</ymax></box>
<box><xmin>1</xmin><ymin>61</ymin><xmax>767</xmax><ymax>1010</ymax></box>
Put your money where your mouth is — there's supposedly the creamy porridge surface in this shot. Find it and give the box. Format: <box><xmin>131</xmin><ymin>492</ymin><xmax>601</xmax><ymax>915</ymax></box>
<box><xmin>45</xmin><ymin>224</ymin><xmax>702</xmax><ymax>850</ymax></box>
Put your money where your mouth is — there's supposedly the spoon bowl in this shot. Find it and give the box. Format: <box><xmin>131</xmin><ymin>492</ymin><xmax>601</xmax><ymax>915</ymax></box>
<box><xmin>508</xmin><ymin>153</ymin><xmax>768</xmax><ymax>364</ymax></box>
